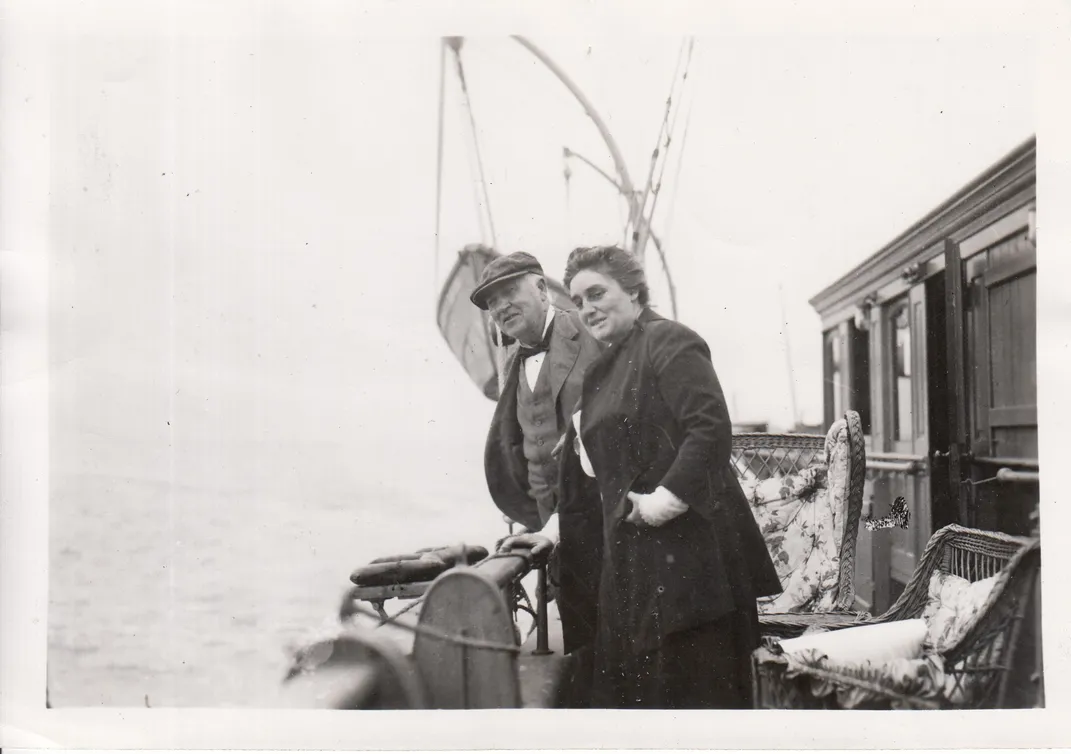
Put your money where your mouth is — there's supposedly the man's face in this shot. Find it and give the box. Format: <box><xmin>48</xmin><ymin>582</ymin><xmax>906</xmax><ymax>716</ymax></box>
<box><xmin>484</xmin><ymin>274</ymin><xmax>549</xmax><ymax>345</ymax></box>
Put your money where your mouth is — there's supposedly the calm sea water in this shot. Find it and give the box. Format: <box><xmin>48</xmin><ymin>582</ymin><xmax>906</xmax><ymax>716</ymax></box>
<box><xmin>48</xmin><ymin>454</ymin><xmax>505</xmax><ymax>707</ymax></box>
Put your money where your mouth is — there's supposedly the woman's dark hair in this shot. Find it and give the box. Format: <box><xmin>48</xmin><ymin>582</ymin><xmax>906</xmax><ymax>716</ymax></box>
<box><xmin>563</xmin><ymin>245</ymin><xmax>650</xmax><ymax>307</ymax></box>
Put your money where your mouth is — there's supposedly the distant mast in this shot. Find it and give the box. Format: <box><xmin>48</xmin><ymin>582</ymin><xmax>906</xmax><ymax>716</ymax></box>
<box><xmin>778</xmin><ymin>282</ymin><xmax>800</xmax><ymax>430</ymax></box>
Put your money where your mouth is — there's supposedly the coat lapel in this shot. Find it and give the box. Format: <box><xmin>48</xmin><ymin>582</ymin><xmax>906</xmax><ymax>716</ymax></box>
<box><xmin>548</xmin><ymin>309</ymin><xmax>582</xmax><ymax>408</ymax></box>
<box><xmin>496</xmin><ymin>346</ymin><xmax>522</xmax><ymax>441</ymax></box>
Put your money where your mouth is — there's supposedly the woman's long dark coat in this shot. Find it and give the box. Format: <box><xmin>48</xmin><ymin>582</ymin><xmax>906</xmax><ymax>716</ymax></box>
<box><xmin>555</xmin><ymin>308</ymin><xmax>782</xmax><ymax>703</ymax></box>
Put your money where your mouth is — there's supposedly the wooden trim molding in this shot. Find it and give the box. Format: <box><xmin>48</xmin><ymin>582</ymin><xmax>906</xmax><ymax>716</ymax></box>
<box><xmin>818</xmin><ymin>254</ymin><xmax>947</xmax><ymax>330</ymax></box>
<box><xmin>984</xmin><ymin>246</ymin><xmax>1037</xmax><ymax>288</ymax></box>
<box><xmin>957</xmin><ymin>203</ymin><xmax>1034</xmax><ymax>259</ymax></box>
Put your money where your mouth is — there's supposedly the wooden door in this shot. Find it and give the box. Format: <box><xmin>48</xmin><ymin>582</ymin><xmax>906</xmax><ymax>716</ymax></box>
<box><xmin>957</xmin><ymin>226</ymin><xmax>1041</xmax><ymax>706</ymax></box>
<box><xmin>872</xmin><ymin>285</ymin><xmax>933</xmax><ymax>604</ymax></box>
<box><xmin>962</xmin><ymin>230</ymin><xmax>1039</xmax><ymax>535</ymax></box>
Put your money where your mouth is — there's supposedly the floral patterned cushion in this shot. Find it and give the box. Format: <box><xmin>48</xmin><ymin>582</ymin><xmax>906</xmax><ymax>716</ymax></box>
<box><xmin>740</xmin><ymin>417</ymin><xmax>852</xmax><ymax>614</ymax></box>
<box><xmin>920</xmin><ymin>570</ymin><xmax>999</xmax><ymax>652</ymax></box>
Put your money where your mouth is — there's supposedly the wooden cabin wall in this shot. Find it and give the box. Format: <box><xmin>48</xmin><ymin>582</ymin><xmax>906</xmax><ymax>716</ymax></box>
<box><xmin>962</xmin><ymin>228</ymin><xmax>1039</xmax><ymax>536</ymax></box>
<box><xmin>819</xmin><ymin>223</ymin><xmax>1039</xmax><ymax>615</ymax></box>
<box><xmin>961</xmin><ymin>222</ymin><xmax>1040</xmax><ymax>707</ymax></box>
<box><xmin>812</xmin><ymin>144</ymin><xmax>1040</xmax><ymax>704</ymax></box>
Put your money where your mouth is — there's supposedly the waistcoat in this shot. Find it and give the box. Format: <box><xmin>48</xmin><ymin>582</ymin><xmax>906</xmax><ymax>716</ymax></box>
<box><xmin>516</xmin><ymin>360</ymin><xmax>560</xmax><ymax>520</ymax></box>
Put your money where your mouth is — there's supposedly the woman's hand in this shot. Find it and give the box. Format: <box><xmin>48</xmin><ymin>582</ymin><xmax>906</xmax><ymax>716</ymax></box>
<box><xmin>497</xmin><ymin>532</ymin><xmax>555</xmax><ymax>558</ymax></box>
<box><xmin>550</xmin><ymin>432</ymin><xmax>569</xmax><ymax>459</ymax></box>
<box><xmin>625</xmin><ymin>489</ymin><xmax>689</xmax><ymax>527</ymax></box>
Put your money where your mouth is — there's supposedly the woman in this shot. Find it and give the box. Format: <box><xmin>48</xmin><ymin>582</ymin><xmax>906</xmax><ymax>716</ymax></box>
<box><xmin>502</xmin><ymin>245</ymin><xmax>782</xmax><ymax>709</ymax></box>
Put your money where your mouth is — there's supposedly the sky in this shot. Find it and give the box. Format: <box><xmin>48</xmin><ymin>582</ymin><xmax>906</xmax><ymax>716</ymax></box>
<box><xmin>38</xmin><ymin>6</ymin><xmax>1035</xmax><ymax>504</ymax></box>
<box><xmin>38</xmin><ymin>11</ymin><xmax>1042</xmax><ymax>530</ymax></box>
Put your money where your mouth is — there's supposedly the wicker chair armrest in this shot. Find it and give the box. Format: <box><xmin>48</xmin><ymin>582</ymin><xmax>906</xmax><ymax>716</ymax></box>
<box><xmin>833</xmin><ymin>410</ymin><xmax>866</xmax><ymax>611</ymax></box>
<box><xmin>944</xmin><ymin>541</ymin><xmax>1040</xmax><ymax>666</ymax></box>
<box><xmin>874</xmin><ymin>525</ymin><xmax>1035</xmax><ymax>625</ymax></box>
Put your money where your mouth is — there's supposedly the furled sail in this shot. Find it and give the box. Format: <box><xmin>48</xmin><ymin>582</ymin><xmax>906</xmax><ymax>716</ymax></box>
<box><xmin>436</xmin><ymin>244</ymin><xmax>573</xmax><ymax>401</ymax></box>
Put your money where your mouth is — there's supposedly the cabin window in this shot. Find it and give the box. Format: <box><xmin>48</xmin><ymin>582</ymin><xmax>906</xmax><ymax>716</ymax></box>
<box><xmin>889</xmin><ymin>302</ymin><xmax>912</xmax><ymax>442</ymax></box>
<box><xmin>824</xmin><ymin>322</ymin><xmax>870</xmax><ymax>432</ymax></box>
<box><xmin>849</xmin><ymin>321</ymin><xmax>872</xmax><ymax>435</ymax></box>
<box><xmin>824</xmin><ymin>329</ymin><xmax>844</xmax><ymax>429</ymax></box>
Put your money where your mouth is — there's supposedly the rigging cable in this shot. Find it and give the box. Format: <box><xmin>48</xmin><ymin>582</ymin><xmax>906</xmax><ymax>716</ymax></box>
<box><xmin>779</xmin><ymin>282</ymin><xmax>800</xmax><ymax>428</ymax></box>
<box><xmin>562</xmin><ymin>148</ymin><xmax>573</xmax><ymax>249</ymax></box>
<box><xmin>433</xmin><ymin>39</ymin><xmax>447</xmax><ymax>290</ymax></box>
<box><xmin>646</xmin><ymin>231</ymin><xmax>678</xmax><ymax>319</ymax></box>
<box><xmin>448</xmin><ymin>48</ymin><xmax>491</xmax><ymax>246</ymax></box>
<box><xmin>459</xmin><ymin>103</ymin><xmax>492</xmax><ymax>247</ymax></box>
<box><xmin>449</xmin><ymin>40</ymin><xmax>499</xmax><ymax>249</ymax></box>
<box><xmin>649</xmin><ymin>38</ymin><xmax>696</xmax><ymax>251</ymax></box>
<box><xmin>632</xmin><ymin>39</ymin><xmax>689</xmax><ymax>245</ymax></box>
<box><xmin>644</xmin><ymin>38</ymin><xmax>694</xmax><ymax>233</ymax></box>
<box><xmin>641</xmin><ymin>38</ymin><xmax>695</xmax><ymax>319</ymax></box>
<box><xmin>658</xmin><ymin>83</ymin><xmax>694</xmax><ymax>253</ymax></box>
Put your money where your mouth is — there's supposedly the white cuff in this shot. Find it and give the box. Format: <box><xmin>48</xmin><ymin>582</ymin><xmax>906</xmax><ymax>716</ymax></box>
<box><xmin>649</xmin><ymin>485</ymin><xmax>686</xmax><ymax>509</ymax></box>
<box><xmin>572</xmin><ymin>411</ymin><xmax>595</xmax><ymax>478</ymax></box>
<box><xmin>539</xmin><ymin>512</ymin><xmax>560</xmax><ymax>546</ymax></box>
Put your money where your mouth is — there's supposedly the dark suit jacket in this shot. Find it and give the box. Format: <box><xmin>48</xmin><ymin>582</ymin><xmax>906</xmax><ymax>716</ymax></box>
<box><xmin>557</xmin><ymin>307</ymin><xmax>782</xmax><ymax>654</ymax></box>
<box><xmin>484</xmin><ymin>307</ymin><xmax>603</xmax><ymax>532</ymax></box>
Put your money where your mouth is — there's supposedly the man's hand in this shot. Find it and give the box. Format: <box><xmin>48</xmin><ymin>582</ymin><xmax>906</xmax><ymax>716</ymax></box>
<box><xmin>494</xmin><ymin>526</ymin><xmax>528</xmax><ymax>553</ymax></box>
<box><xmin>625</xmin><ymin>489</ymin><xmax>689</xmax><ymax>527</ymax></box>
<box><xmin>497</xmin><ymin>532</ymin><xmax>555</xmax><ymax>558</ymax></box>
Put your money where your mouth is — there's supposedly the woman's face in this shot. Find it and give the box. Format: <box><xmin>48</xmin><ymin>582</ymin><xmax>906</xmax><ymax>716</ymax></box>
<box><xmin>569</xmin><ymin>268</ymin><xmax>641</xmax><ymax>343</ymax></box>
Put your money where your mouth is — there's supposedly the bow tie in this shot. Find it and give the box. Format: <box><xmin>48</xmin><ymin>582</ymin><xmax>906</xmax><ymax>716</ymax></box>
<box><xmin>517</xmin><ymin>322</ymin><xmax>554</xmax><ymax>360</ymax></box>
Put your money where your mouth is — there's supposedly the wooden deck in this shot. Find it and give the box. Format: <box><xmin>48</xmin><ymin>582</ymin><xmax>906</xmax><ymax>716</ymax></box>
<box><xmin>517</xmin><ymin>600</ymin><xmax>568</xmax><ymax>708</ymax></box>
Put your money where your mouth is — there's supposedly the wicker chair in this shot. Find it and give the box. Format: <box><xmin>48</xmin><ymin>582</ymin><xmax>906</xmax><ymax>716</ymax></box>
<box><xmin>731</xmin><ymin>410</ymin><xmax>867</xmax><ymax>638</ymax></box>
<box><xmin>752</xmin><ymin>524</ymin><xmax>1041</xmax><ymax>709</ymax></box>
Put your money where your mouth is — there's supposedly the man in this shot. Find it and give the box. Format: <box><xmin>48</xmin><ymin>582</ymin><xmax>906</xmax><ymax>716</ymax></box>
<box><xmin>470</xmin><ymin>251</ymin><xmax>602</xmax><ymax>534</ymax></box>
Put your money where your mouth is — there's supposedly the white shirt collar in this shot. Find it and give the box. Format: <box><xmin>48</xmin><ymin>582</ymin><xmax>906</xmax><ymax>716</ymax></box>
<box><xmin>521</xmin><ymin>307</ymin><xmax>556</xmax><ymax>389</ymax></box>
<box><xmin>541</xmin><ymin>306</ymin><xmax>555</xmax><ymax>339</ymax></box>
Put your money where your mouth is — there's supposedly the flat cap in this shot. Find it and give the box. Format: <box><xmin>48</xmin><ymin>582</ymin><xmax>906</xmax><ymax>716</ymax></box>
<box><xmin>469</xmin><ymin>251</ymin><xmax>544</xmax><ymax>310</ymax></box>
